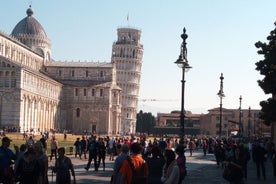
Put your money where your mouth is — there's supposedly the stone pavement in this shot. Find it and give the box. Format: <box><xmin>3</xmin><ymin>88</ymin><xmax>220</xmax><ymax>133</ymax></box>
<box><xmin>184</xmin><ymin>150</ymin><xmax>275</xmax><ymax>184</ymax></box>
<box><xmin>48</xmin><ymin>150</ymin><xmax>276</xmax><ymax>184</ymax></box>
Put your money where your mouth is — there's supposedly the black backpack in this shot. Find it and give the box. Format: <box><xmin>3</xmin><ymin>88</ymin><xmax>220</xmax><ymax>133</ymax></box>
<box><xmin>126</xmin><ymin>157</ymin><xmax>147</xmax><ymax>184</ymax></box>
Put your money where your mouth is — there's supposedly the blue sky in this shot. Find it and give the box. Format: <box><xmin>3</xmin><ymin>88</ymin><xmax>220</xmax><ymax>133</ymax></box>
<box><xmin>1</xmin><ymin>0</ymin><xmax>275</xmax><ymax>115</ymax></box>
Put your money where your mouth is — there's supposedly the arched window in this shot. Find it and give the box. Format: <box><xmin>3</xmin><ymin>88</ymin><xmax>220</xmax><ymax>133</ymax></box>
<box><xmin>133</xmin><ymin>50</ymin><xmax>135</xmax><ymax>58</ymax></box>
<box><xmin>76</xmin><ymin>108</ymin><xmax>80</xmax><ymax>117</ymax></box>
<box><xmin>120</xmin><ymin>48</ymin><xmax>123</xmax><ymax>57</ymax></box>
<box><xmin>92</xmin><ymin>89</ymin><xmax>95</xmax><ymax>96</ymax></box>
<box><xmin>75</xmin><ymin>88</ymin><xmax>78</xmax><ymax>96</ymax></box>
<box><xmin>100</xmin><ymin>89</ymin><xmax>103</xmax><ymax>96</ymax></box>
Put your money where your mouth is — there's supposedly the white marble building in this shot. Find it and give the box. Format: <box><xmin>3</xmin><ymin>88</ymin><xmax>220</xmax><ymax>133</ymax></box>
<box><xmin>0</xmin><ymin>6</ymin><xmax>143</xmax><ymax>134</ymax></box>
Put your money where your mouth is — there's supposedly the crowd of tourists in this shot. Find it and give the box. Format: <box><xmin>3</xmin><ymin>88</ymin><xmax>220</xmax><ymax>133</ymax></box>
<box><xmin>210</xmin><ymin>137</ymin><xmax>276</xmax><ymax>183</ymax></box>
<box><xmin>0</xmin><ymin>133</ymin><xmax>276</xmax><ymax>184</ymax></box>
<box><xmin>0</xmin><ymin>134</ymin><xmax>76</xmax><ymax>184</ymax></box>
<box><xmin>70</xmin><ymin>134</ymin><xmax>187</xmax><ymax>183</ymax></box>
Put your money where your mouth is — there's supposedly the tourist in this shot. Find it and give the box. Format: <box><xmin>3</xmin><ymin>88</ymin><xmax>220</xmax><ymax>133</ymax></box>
<box><xmin>161</xmin><ymin>149</ymin><xmax>180</xmax><ymax>184</ymax></box>
<box><xmin>109</xmin><ymin>137</ymin><xmax>116</xmax><ymax>161</ymax></box>
<box><xmin>252</xmin><ymin>142</ymin><xmax>267</xmax><ymax>180</ymax></box>
<box><xmin>97</xmin><ymin>137</ymin><xmax>107</xmax><ymax>171</ymax></box>
<box><xmin>176</xmin><ymin>144</ymin><xmax>187</xmax><ymax>184</ymax></box>
<box><xmin>14</xmin><ymin>144</ymin><xmax>27</xmax><ymax>175</ymax></box>
<box><xmin>25</xmin><ymin>135</ymin><xmax>35</xmax><ymax>148</ymax></box>
<box><xmin>85</xmin><ymin>136</ymin><xmax>99</xmax><ymax>171</ymax></box>
<box><xmin>0</xmin><ymin>137</ymin><xmax>19</xmax><ymax>184</ymax></box>
<box><xmin>203</xmin><ymin>139</ymin><xmax>208</xmax><ymax>156</ymax></box>
<box><xmin>53</xmin><ymin>147</ymin><xmax>76</xmax><ymax>184</ymax></box>
<box><xmin>34</xmin><ymin>142</ymin><xmax>49</xmax><ymax>184</ymax></box>
<box><xmin>50</xmin><ymin>136</ymin><xmax>58</xmax><ymax>161</ymax></box>
<box><xmin>80</xmin><ymin>136</ymin><xmax>88</xmax><ymax>159</ymax></box>
<box><xmin>15</xmin><ymin>147</ymin><xmax>41</xmax><ymax>184</ymax></box>
<box><xmin>145</xmin><ymin>145</ymin><xmax>165</xmax><ymax>184</ymax></box>
<box><xmin>111</xmin><ymin>144</ymin><xmax>130</xmax><ymax>184</ymax></box>
<box><xmin>119</xmin><ymin>142</ymin><xmax>149</xmax><ymax>184</ymax></box>
<box><xmin>74</xmin><ymin>137</ymin><xmax>81</xmax><ymax>159</ymax></box>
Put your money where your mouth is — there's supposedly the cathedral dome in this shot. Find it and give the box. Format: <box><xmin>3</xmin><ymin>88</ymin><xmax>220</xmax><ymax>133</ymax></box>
<box><xmin>11</xmin><ymin>6</ymin><xmax>47</xmax><ymax>39</ymax></box>
<box><xmin>10</xmin><ymin>6</ymin><xmax>51</xmax><ymax>59</ymax></box>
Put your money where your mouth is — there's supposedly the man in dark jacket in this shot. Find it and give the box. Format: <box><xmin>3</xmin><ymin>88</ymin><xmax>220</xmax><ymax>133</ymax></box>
<box><xmin>252</xmin><ymin>142</ymin><xmax>267</xmax><ymax>180</ymax></box>
<box><xmin>85</xmin><ymin>136</ymin><xmax>99</xmax><ymax>171</ymax></box>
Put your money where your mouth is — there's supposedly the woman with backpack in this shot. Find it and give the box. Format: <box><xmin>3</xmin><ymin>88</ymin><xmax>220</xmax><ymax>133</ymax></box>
<box><xmin>119</xmin><ymin>142</ymin><xmax>149</xmax><ymax>184</ymax></box>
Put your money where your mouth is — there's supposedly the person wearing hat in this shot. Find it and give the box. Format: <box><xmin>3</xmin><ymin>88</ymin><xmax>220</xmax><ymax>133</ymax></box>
<box><xmin>0</xmin><ymin>136</ymin><xmax>19</xmax><ymax>183</ymax></box>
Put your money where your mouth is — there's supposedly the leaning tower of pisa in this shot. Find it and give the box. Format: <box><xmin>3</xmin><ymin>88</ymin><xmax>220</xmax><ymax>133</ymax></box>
<box><xmin>111</xmin><ymin>27</ymin><xmax>143</xmax><ymax>134</ymax></box>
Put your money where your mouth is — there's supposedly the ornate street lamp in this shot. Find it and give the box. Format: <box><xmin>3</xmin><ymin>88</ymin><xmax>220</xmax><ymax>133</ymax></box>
<box><xmin>239</xmin><ymin>95</ymin><xmax>243</xmax><ymax>137</ymax></box>
<box><xmin>175</xmin><ymin>28</ymin><xmax>192</xmax><ymax>142</ymax></box>
<box><xmin>217</xmin><ymin>73</ymin><xmax>225</xmax><ymax>138</ymax></box>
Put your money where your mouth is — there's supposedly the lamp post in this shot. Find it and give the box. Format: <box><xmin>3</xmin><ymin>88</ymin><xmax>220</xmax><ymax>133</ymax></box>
<box><xmin>217</xmin><ymin>73</ymin><xmax>225</xmax><ymax>138</ymax></box>
<box><xmin>248</xmin><ymin>106</ymin><xmax>251</xmax><ymax>137</ymax></box>
<box><xmin>239</xmin><ymin>95</ymin><xmax>243</xmax><ymax>137</ymax></box>
<box><xmin>175</xmin><ymin>28</ymin><xmax>192</xmax><ymax>142</ymax></box>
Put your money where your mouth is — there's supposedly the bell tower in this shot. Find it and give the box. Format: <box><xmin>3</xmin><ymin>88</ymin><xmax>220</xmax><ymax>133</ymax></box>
<box><xmin>111</xmin><ymin>27</ymin><xmax>143</xmax><ymax>134</ymax></box>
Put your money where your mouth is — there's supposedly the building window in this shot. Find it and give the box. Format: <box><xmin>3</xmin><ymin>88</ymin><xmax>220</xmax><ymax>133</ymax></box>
<box><xmin>100</xmin><ymin>89</ymin><xmax>103</xmax><ymax>96</ymax></box>
<box><xmin>59</xmin><ymin>70</ymin><xmax>61</xmax><ymax>76</ymax></box>
<box><xmin>84</xmin><ymin>88</ymin><xmax>87</xmax><ymax>96</ymax></box>
<box><xmin>75</xmin><ymin>88</ymin><xmax>78</xmax><ymax>96</ymax></box>
<box><xmin>100</xmin><ymin>71</ymin><xmax>104</xmax><ymax>77</ymax></box>
<box><xmin>4</xmin><ymin>80</ymin><xmax>9</xmax><ymax>87</ymax></box>
<box><xmin>76</xmin><ymin>108</ymin><xmax>80</xmax><ymax>117</ymax></box>
<box><xmin>11</xmin><ymin>79</ymin><xmax>16</xmax><ymax>87</ymax></box>
<box><xmin>86</xmin><ymin>70</ymin><xmax>88</xmax><ymax>77</ymax></box>
<box><xmin>71</xmin><ymin>70</ymin><xmax>75</xmax><ymax>77</ymax></box>
<box><xmin>92</xmin><ymin>89</ymin><xmax>95</xmax><ymax>96</ymax></box>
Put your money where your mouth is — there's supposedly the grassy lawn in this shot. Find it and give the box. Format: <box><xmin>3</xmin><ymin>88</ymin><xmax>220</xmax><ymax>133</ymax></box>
<box><xmin>4</xmin><ymin>133</ymin><xmax>84</xmax><ymax>156</ymax></box>
<box><xmin>4</xmin><ymin>133</ymin><xmax>164</xmax><ymax>156</ymax></box>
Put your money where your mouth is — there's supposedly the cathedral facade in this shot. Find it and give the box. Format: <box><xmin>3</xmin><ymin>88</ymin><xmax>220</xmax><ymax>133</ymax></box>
<box><xmin>0</xmin><ymin>7</ymin><xmax>143</xmax><ymax>135</ymax></box>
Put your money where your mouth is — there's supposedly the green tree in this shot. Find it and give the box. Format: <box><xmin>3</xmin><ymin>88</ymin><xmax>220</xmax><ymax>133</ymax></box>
<box><xmin>136</xmin><ymin>110</ymin><xmax>155</xmax><ymax>134</ymax></box>
<box><xmin>255</xmin><ymin>22</ymin><xmax>276</xmax><ymax>126</ymax></box>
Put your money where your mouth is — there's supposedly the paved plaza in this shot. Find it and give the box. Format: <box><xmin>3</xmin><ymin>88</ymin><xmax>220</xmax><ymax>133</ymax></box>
<box><xmin>48</xmin><ymin>150</ymin><xmax>276</xmax><ymax>184</ymax></box>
